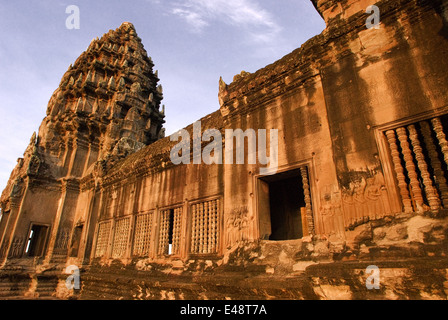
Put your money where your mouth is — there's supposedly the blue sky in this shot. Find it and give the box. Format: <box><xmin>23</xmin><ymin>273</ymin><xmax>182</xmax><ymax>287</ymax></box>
<box><xmin>0</xmin><ymin>0</ymin><xmax>325</xmax><ymax>190</ymax></box>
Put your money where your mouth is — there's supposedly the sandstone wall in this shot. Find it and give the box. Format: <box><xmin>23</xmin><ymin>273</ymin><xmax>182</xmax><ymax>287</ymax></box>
<box><xmin>1</xmin><ymin>0</ymin><xmax>448</xmax><ymax>300</ymax></box>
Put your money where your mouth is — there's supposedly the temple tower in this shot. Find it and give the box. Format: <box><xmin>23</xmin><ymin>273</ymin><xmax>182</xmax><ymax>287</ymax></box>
<box><xmin>0</xmin><ymin>22</ymin><xmax>165</xmax><ymax>265</ymax></box>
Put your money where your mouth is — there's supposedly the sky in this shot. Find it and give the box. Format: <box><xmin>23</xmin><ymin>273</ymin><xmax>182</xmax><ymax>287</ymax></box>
<box><xmin>0</xmin><ymin>0</ymin><xmax>325</xmax><ymax>191</ymax></box>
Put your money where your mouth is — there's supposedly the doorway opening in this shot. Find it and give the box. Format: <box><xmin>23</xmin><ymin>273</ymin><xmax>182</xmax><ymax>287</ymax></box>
<box><xmin>25</xmin><ymin>224</ymin><xmax>49</xmax><ymax>257</ymax></box>
<box><xmin>258</xmin><ymin>168</ymin><xmax>311</xmax><ymax>241</ymax></box>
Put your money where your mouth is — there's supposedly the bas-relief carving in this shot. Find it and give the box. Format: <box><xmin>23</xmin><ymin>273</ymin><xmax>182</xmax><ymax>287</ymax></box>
<box><xmin>8</xmin><ymin>237</ymin><xmax>24</xmax><ymax>258</ymax></box>
<box><xmin>225</xmin><ymin>205</ymin><xmax>253</xmax><ymax>247</ymax></box>
<box><xmin>54</xmin><ymin>228</ymin><xmax>71</xmax><ymax>254</ymax></box>
<box><xmin>335</xmin><ymin>169</ymin><xmax>393</xmax><ymax>231</ymax></box>
<box><xmin>0</xmin><ymin>239</ymin><xmax>10</xmax><ymax>259</ymax></box>
<box><xmin>319</xmin><ymin>186</ymin><xmax>344</xmax><ymax>236</ymax></box>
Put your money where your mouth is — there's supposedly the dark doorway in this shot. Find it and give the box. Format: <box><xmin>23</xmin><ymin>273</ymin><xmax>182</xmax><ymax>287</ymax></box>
<box><xmin>258</xmin><ymin>169</ymin><xmax>308</xmax><ymax>241</ymax></box>
<box><xmin>25</xmin><ymin>224</ymin><xmax>49</xmax><ymax>257</ymax></box>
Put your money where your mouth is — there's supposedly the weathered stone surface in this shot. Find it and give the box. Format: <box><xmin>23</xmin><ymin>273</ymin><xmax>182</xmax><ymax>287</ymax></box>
<box><xmin>1</xmin><ymin>0</ymin><xmax>448</xmax><ymax>300</ymax></box>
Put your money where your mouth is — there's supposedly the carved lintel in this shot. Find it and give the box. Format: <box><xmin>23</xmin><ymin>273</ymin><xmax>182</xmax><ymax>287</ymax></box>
<box><xmin>385</xmin><ymin>130</ymin><xmax>413</xmax><ymax>213</ymax></box>
<box><xmin>408</xmin><ymin>124</ymin><xmax>440</xmax><ymax>211</ymax></box>
<box><xmin>396</xmin><ymin>127</ymin><xmax>424</xmax><ymax>211</ymax></box>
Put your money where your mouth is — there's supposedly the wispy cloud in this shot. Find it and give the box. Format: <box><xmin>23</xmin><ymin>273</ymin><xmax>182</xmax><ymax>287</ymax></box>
<box><xmin>170</xmin><ymin>0</ymin><xmax>281</xmax><ymax>42</ymax></box>
<box><xmin>172</xmin><ymin>7</ymin><xmax>209</xmax><ymax>32</ymax></box>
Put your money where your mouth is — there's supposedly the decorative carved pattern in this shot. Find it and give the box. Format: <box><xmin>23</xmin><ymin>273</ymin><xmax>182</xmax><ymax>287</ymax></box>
<box><xmin>190</xmin><ymin>199</ymin><xmax>220</xmax><ymax>254</ymax></box>
<box><xmin>94</xmin><ymin>220</ymin><xmax>112</xmax><ymax>258</ymax></box>
<box><xmin>407</xmin><ymin>124</ymin><xmax>440</xmax><ymax>211</ymax></box>
<box><xmin>396</xmin><ymin>127</ymin><xmax>424</xmax><ymax>211</ymax></box>
<box><xmin>385</xmin><ymin>130</ymin><xmax>413</xmax><ymax>212</ymax></box>
<box><xmin>420</xmin><ymin>120</ymin><xmax>448</xmax><ymax>208</ymax></box>
<box><xmin>132</xmin><ymin>212</ymin><xmax>153</xmax><ymax>257</ymax></box>
<box><xmin>111</xmin><ymin>217</ymin><xmax>131</xmax><ymax>258</ymax></box>
<box><xmin>300</xmin><ymin>166</ymin><xmax>315</xmax><ymax>234</ymax></box>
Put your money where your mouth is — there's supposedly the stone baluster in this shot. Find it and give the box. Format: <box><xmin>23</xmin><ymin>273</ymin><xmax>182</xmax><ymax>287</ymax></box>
<box><xmin>191</xmin><ymin>204</ymin><xmax>197</xmax><ymax>253</ymax></box>
<box><xmin>198</xmin><ymin>203</ymin><xmax>204</xmax><ymax>253</ymax></box>
<box><xmin>420</xmin><ymin>121</ymin><xmax>448</xmax><ymax>208</ymax></box>
<box><xmin>212</xmin><ymin>202</ymin><xmax>216</xmax><ymax>253</ymax></box>
<box><xmin>157</xmin><ymin>214</ymin><xmax>163</xmax><ymax>255</ymax></box>
<box><xmin>300</xmin><ymin>166</ymin><xmax>314</xmax><ymax>235</ymax></box>
<box><xmin>210</xmin><ymin>200</ymin><xmax>216</xmax><ymax>253</ymax></box>
<box><xmin>174</xmin><ymin>208</ymin><xmax>181</xmax><ymax>255</ymax></box>
<box><xmin>208</xmin><ymin>201</ymin><xmax>213</xmax><ymax>253</ymax></box>
<box><xmin>215</xmin><ymin>199</ymin><xmax>220</xmax><ymax>251</ymax></box>
<box><xmin>407</xmin><ymin>124</ymin><xmax>440</xmax><ymax>211</ymax></box>
<box><xmin>159</xmin><ymin>211</ymin><xmax>169</xmax><ymax>255</ymax></box>
<box><xmin>431</xmin><ymin>117</ymin><xmax>448</xmax><ymax>166</ymax></box>
<box><xmin>385</xmin><ymin>130</ymin><xmax>413</xmax><ymax>213</ymax></box>
<box><xmin>165</xmin><ymin>211</ymin><xmax>170</xmax><ymax>254</ymax></box>
<box><xmin>177</xmin><ymin>208</ymin><xmax>182</xmax><ymax>253</ymax></box>
<box><xmin>396</xmin><ymin>127</ymin><xmax>424</xmax><ymax>212</ymax></box>
<box><xmin>204</xmin><ymin>202</ymin><xmax>208</xmax><ymax>254</ymax></box>
<box><xmin>204</xmin><ymin>202</ymin><xmax>210</xmax><ymax>254</ymax></box>
<box><xmin>159</xmin><ymin>211</ymin><xmax>164</xmax><ymax>255</ymax></box>
<box><xmin>204</xmin><ymin>203</ymin><xmax>208</xmax><ymax>254</ymax></box>
<box><xmin>172</xmin><ymin>209</ymin><xmax>177</xmax><ymax>255</ymax></box>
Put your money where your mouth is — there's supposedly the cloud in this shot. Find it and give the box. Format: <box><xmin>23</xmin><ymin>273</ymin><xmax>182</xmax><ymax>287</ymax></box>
<box><xmin>172</xmin><ymin>8</ymin><xmax>209</xmax><ymax>33</ymax></box>
<box><xmin>170</xmin><ymin>0</ymin><xmax>281</xmax><ymax>42</ymax></box>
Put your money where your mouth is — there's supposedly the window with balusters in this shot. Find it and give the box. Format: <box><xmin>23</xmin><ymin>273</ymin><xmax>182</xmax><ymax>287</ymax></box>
<box><xmin>111</xmin><ymin>216</ymin><xmax>131</xmax><ymax>259</ymax></box>
<box><xmin>190</xmin><ymin>198</ymin><xmax>220</xmax><ymax>255</ymax></box>
<box><xmin>132</xmin><ymin>212</ymin><xmax>154</xmax><ymax>257</ymax></box>
<box><xmin>383</xmin><ymin>114</ymin><xmax>448</xmax><ymax>213</ymax></box>
<box><xmin>93</xmin><ymin>198</ymin><xmax>223</xmax><ymax>259</ymax></box>
<box><xmin>94</xmin><ymin>220</ymin><xmax>112</xmax><ymax>258</ymax></box>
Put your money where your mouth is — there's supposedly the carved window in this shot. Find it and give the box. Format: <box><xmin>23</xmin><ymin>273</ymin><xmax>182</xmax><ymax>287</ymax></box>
<box><xmin>132</xmin><ymin>212</ymin><xmax>154</xmax><ymax>256</ymax></box>
<box><xmin>94</xmin><ymin>220</ymin><xmax>112</xmax><ymax>258</ymax></box>
<box><xmin>383</xmin><ymin>115</ymin><xmax>448</xmax><ymax>212</ymax></box>
<box><xmin>25</xmin><ymin>224</ymin><xmax>49</xmax><ymax>257</ymax></box>
<box><xmin>190</xmin><ymin>199</ymin><xmax>220</xmax><ymax>254</ymax></box>
<box><xmin>158</xmin><ymin>207</ymin><xmax>182</xmax><ymax>256</ymax></box>
<box><xmin>111</xmin><ymin>217</ymin><xmax>131</xmax><ymax>259</ymax></box>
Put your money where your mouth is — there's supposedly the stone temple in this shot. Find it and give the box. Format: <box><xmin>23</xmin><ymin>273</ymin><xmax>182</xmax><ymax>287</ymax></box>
<box><xmin>1</xmin><ymin>0</ymin><xmax>448</xmax><ymax>300</ymax></box>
